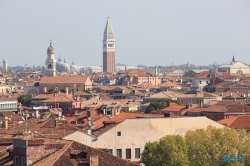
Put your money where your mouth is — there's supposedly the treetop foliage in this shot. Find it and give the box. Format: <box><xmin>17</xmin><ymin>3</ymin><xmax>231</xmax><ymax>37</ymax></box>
<box><xmin>146</xmin><ymin>98</ymin><xmax>182</xmax><ymax>113</ymax></box>
<box><xmin>141</xmin><ymin>126</ymin><xmax>250</xmax><ymax>166</ymax></box>
<box><xmin>17</xmin><ymin>93</ymin><xmax>32</xmax><ymax>107</ymax></box>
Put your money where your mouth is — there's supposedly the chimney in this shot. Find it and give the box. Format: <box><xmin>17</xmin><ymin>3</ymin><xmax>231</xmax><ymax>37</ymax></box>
<box><xmin>65</xmin><ymin>87</ymin><xmax>69</xmax><ymax>94</ymax></box>
<box><xmin>3</xmin><ymin>117</ymin><xmax>8</xmax><ymax>129</ymax></box>
<box><xmin>35</xmin><ymin>110</ymin><xmax>39</xmax><ymax>118</ymax></box>
<box><xmin>86</xmin><ymin>128</ymin><xmax>92</xmax><ymax>135</ymax></box>
<box><xmin>230</xmin><ymin>93</ymin><xmax>232</xmax><ymax>97</ymax></box>
<box><xmin>58</xmin><ymin>110</ymin><xmax>62</xmax><ymax>117</ymax></box>
<box><xmin>90</xmin><ymin>155</ymin><xmax>99</xmax><ymax>166</ymax></box>
<box><xmin>43</xmin><ymin>87</ymin><xmax>47</xmax><ymax>93</ymax></box>
<box><xmin>91</xmin><ymin>121</ymin><xmax>96</xmax><ymax>129</ymax></box>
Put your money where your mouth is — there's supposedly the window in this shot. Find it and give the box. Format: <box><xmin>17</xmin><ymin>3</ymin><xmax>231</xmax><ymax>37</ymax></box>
<box><xmin>117</xmin><ymin>149</ymin><xmax>122</xmax><ymax>158</ymax></box>
<box><xmin>199</xmin><ymin>81</ymin><xmax>201</xmax><ymax>84</ymax></box>
<box><xmin>15</xmin><ymin>156</ymin><xmax>19</xmax><ymax>166</ymax></box>
<box><xmin>237</xmin><ymin>70</ymin><xmax>243</xmax><ymax>74</ymax></box>
<box><xmin>108</xmin><ymin>149</ymin><xmax>113</xmax><ymax>155</ymax></box>
<box><xmin>117</xmin><ymin>132</ymin><xmax>121</xmax><ymax>136</ymax></box>
<box><xmin>21</xmin><ymin>157</ymin><xmax>25</xmax><ymax>166</ymax></box>
<box><xmin>126</xmin><ymin>149</ymin><xmax>131</xmax><ymax>159</ymax></box>
<box><xmin>135</xmin><ymin>148</ymin><xmax>140</xmax><ymax>159</ymax></box>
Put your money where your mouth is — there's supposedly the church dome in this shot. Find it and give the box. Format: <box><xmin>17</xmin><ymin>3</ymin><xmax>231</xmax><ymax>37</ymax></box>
<box><xmin>47</xmin><ymin>42</ymin><xmax>55</xmax><ymax>54</ymax></box>
<box><xmin>56</xmin><ymin>56</ymin><xmax>64</xmax><ymax>71</ymax></box>
<box><xmin>70</xmin><ymin>59</ymin><xmax>78</xmax><ymax>72</ymax></box>
<box><xmin>57</xmin><ymin>57</ymin><xmax>70</xmax><ymax>72</ymax></box>
<box><xmin>61</xmin><ymin>62</ymin><xmax>70</xmax><ymax>72</ymax></box>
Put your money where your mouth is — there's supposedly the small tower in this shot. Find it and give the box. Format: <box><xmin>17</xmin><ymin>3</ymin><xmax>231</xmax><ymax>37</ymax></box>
<box><xmin>155</xmin><ymin>66</ymin><xmax>159</xmax><ymax>85</ymax></box>
<box><xmin>2</xmin><ymin>59</ymin><xmax>7</xmax><ymax>70</ymax></box>
<box><xmin>103</xmin><ymin>16</ymin><xmax>116</xmax><ymax>73</ymax></box>
<box><xmin>187</xmin><ymin>62</ymin><xmax>190</xmax><ymax>70</ymax></box>
<box><xmin>155</xmin><ymin>66</ymin><xmax>158</xmax><ymax>76</ymax></box>
<box><xmin>45</xmin><ymin>41</ymin><xmax>57</xmax><ymax>76</ymax></box>
<box><xmin>232</xmin><ymin>55</ymin><xmax>235</xmax><ymax>62</ymax></box>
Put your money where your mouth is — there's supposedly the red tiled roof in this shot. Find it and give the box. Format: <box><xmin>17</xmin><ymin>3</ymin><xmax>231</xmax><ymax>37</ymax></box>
<box><xmin>105</xmin><ymin>112</ymin><xmax>163</xmax><ymax>123</ymax></box>
<box><xmin>33</xmin><ymin>140</ymin><xmax>138</xmax><ymax>166</ymax></box>
<box><xmin>202</xmin><ymin>104</ymin><xmax>250</xmax><ymax>113</ymax></box>
<box><xmin>218</xmin><ymin>115</ymin><xmax>250</xmax><ymax>128</ymax></box>
<box><xmin>127</xmin><ymin>69</ymin><xmax>153</xmax><ymax>77</ymax></box>
<box><xmin>0</xmin><ymin>118</ymin><xmax>78</xmax><ymax>139</ymax></box>
<box><xmin>159</xmin><ymin>81</ymin><xmax>175</xmax><ymax>87</ymax></box>
<box><xmin>195</xmin><ymin>71</ymin><xmax>210</xmax><ymax>79</ymax></box>
<box><xmin>217</xmin><ymin>116</ymin><xmax>237</xmax><ymax>126</ymax></box>
<box><xmin>187</xmin><ymin>107</ymin><xmax>204</xmax><ymax>113</ymax></box>
<box><xmin>227</xmin><ymin>115</ymin><xmax>250</xmax><ymax>128</ymax></box>
<box><xmin>160</xmin><ymin>103</ymin><xmax>187</xmax><ymax>112</ymax></box>
<box><xmin>36</xmin><ymin>93</ymin><xmax>74</xmax><ymax>103</ymax></box>
<box><xmin>40</xmin><ymin>75</ymin><xmax>89</xmax><ymax>84</ymax></box>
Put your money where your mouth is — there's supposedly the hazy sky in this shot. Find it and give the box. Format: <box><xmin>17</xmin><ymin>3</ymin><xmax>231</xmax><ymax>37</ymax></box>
<box><xmin>1</xmin><ymin>1</ymin><xmax>250</xmax><ymax>67</ymax></box>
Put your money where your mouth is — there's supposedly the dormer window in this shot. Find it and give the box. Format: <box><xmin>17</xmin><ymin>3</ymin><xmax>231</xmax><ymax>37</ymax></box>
<box><xmin>70</xmin><ymin>150</ymin><xmax>87</xmax><ymax>160</ymax></box>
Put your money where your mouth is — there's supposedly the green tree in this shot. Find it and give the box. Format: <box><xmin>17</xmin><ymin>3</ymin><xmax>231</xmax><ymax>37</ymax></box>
<box><xmin>146</xmin><ymin>98</ymin><xmax>182</xmax><ymax>113</ymax></box>
<box><xmin>141</xmin><ymin>135</ymin><xmax>190</xmax><ymax>166</ymax></box>
<box><xmin>17</xmin><ymin>93</ymin><xmax>32</xmax><ymax>107</ymax></box>
<box><xmin>185</xmin><ymin>126</ymin><xmax>250</xmax><ymax>166</ymax></box>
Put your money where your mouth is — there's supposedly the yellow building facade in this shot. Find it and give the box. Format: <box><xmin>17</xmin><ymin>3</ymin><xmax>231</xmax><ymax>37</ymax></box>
<box><xmin>218</xmin><ymin>56</ymin><xmax>250</xmax><ymax>74</ymax></box>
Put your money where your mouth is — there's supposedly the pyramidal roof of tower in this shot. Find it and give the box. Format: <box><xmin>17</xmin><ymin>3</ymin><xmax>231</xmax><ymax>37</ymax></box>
<box><xmin>104</xmin><ymin>16</ymin><xmax>114</xmax><ymax>35</ymax></box>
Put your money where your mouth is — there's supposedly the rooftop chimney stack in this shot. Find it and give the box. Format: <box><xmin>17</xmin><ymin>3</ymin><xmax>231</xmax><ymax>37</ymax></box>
<box><xmin>65</xmin><ymin>87</ymin><xmax>69</xmax><ymax>94</ymax></box>
<box><xmin>35</xmin><ymin>110</ymin><xmax>40</xmax><ymax>118</ymax></box>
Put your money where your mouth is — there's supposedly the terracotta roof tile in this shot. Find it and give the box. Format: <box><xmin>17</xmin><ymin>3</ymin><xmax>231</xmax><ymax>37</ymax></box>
<box><xmin>195</xmin><ymin>71</ymin><xmax>210</xmax><ymax>79</ymax></box>
<box><xmin>217</xmin><ymin>116</ymin><xmax>237</xmax><ymax>126</ymax></box>
<box><xmin>187</xmin><ymin>107</ymin><xmax>204</xmax><ymax>113</ymax></box>
<box><xmin>34</xmin><ymin>140</ymin><xmax>138</xmax><ymax>166</ymax></box>
<box><xmin>127</xmin><ymin>69</ymin><xmax>153</xmax><ymax>77</ymax></box>
<box><xmin>40</xmin><ymin>75</ymin><xmax>89</xmax><ymax>84</ymax></box>
<box><xmin>160</xmin><ymin>103</ymin><xmax>187</xmax><ymax>112</ymax></box>
<box><xmin>105</xmin><ymin>112</ymin><xmax>163</xmax><ymax>123</ymax></box>
<box><xmin>227</xmin><ymin>115</ymin><xmax>250</xmax><ymax>128</ymax></box>
<box><xmin>40</xmin><ymin>93</ymin><xmax>74</xmax><ymax>103</ymax></box>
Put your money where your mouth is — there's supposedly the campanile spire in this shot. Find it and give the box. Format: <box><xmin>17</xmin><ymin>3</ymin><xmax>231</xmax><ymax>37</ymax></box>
<box><xmin>103</xmin><ymin>16</ymin><xmax>115</xmax><ymax>73</ymax></box>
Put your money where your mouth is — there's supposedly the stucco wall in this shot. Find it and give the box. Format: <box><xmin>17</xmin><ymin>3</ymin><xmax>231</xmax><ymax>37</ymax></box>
<box><xmin>63</xmin><ymin>117</ymin><xmax>224</xmax><ymax>161</ymax></box>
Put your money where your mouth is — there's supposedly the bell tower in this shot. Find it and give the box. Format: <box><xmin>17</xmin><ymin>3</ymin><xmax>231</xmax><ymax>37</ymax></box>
<box><xmin>103</xmin><ymin>16</ymin><xmax>115</xmax><ymax>73</ymax></box>
<box><xmin>45</xmin><ymin>40</ymin><xmax>57</xmax><ymax>76</ymax></box>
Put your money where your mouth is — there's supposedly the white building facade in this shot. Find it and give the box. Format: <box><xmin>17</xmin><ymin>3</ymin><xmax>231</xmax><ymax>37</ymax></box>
<box><xmin>191</xmin><ymin>77</ymin><xmax>210</xmax><ymax>91</ymax></box>
<box><xmin>0</xmin><ymin>99</ymin><xmax>17</xmax><ymax>111</ymax></box>
<box><xmin>63</xmin><ymin>117</ymin><xmax>224</xmax><ymax>161</ymax></box>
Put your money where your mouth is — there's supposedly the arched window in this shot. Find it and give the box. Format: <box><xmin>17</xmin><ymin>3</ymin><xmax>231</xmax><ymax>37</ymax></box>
<box><xmin>236</xmin><ymin>70</ymin><xmax>243</xmax><ymax>74</ymax></box>
<box><xmin>48</xmin><ymin>64</ymin><xmax>52</xmax><ymax>69</ymax></box>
